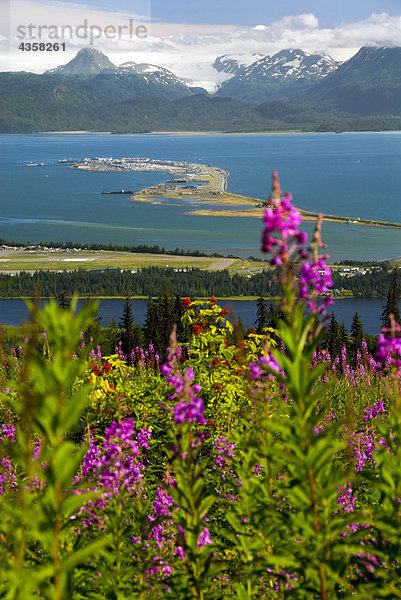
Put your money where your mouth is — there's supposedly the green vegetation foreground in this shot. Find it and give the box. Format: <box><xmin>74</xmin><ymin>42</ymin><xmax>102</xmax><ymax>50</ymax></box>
<box><xmin>1</xmin><ymin>174</ymin><xmax>401</xmax><ymax>599</ymax></box>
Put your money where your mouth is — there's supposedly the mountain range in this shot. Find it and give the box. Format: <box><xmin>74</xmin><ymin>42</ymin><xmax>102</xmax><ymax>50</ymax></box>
<box><xmin>215</xmin><ymin>49</ymin><xmax>341</xmax><ymax>102</ymax></box>
<box><xmin>44</xmin><ymin>48</ymin><xmax>202</xmax><ymax>101</ymax></box>
<box><xmin>0</xmin><ymin>46</ymin><xmax>400</xmax><ymax>133</ymax></box>
<box><xmin>301</xmin><ymin>46</ymin><xmax>401</xmax><ymax>115</ymax></box>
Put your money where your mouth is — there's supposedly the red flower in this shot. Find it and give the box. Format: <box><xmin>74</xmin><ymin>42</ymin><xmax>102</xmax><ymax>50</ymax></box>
<box><xmin>102</xmin><ymin>362</ymin><xmax>112</xmax><ymax>374</ymax></box>
<box><xmin>192</xmin><ymin>324</ymin><xmax>204</xmax><ymax>335</ymax></box>
<box><xmin>183</xmin><ymin>297</ymin><xmax>191</xmax><ymax>308</ymax></box>
<box><xmin>221</xmin><ymin>308</ymin><xmax>229</xmax><ymax>317</ymax></box>
<box><xmin>209</xmin><ymin>296</ymin><xmax>217</xmax><ymax>304</ymax></box>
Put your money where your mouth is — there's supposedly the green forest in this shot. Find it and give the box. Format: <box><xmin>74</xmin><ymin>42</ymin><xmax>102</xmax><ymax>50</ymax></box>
<box><xmin>0</xmin><ymin>262</ymin><xmax>393</xmax><ymax>299</ymax></box>
<box><xmin>1</xmin><ymin>72</ymin><xmax>401</xmax><ymax>134</ymax></box>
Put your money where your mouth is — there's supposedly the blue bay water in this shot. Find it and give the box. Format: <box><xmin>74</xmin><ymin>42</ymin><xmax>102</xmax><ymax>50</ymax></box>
<box><xmin>0</xmin><ymin>132</ymin><xmax>400</xmax><ymax>261</ymax></box>
<box><xmin>0</xmin><ymin>297</ymin><xmax>396</xmax><ymax>335</ymax></box>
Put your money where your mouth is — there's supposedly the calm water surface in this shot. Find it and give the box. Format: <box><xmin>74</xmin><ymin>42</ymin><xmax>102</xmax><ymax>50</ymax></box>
<box><xmin>1</xmin><ymin>132</ymin><xmax>400</xmax><ymax>261</ymax></box>
<box><xmin>0</xmin><ymin>297</ymin><xmax>396</xmax><ymax>335</ymax></box>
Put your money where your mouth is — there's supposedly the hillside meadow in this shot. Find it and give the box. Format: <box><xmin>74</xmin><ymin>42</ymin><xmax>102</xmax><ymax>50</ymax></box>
<box><xmin>1</xmin><ymin>174</ymin><xmax>400</xmax><ymax>599</ymax></box>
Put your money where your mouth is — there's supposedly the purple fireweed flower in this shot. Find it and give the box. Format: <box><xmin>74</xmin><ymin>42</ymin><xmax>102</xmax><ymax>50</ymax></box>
<box><xmin>79</xmin><ymin>419</ymin><xmax>150</xmax><ymax>499</ymax></box>
<box><xmin>174</xmin><ymin>546</ymin><xmax>185</xmax><ymax>560</ymax></box>
<box><xmin>249</xmin><ymin>362</ymin><xmax>264</xmax><ymax>380</ymax></box>
<box><xmin>349</xmin><ymin>430</ymin><xmax>390</xmax><ymax>471</ymax></box>
<box><xmin>173</xmin><ymin>394</ymin><xmax>206</xmax><ymax>425</ymax></box>
<box><xmin>262</xmin><ymin>180</ymin><xmax>303</xmax><ymax>264</ymax></box>
<box><xmin>152</xmin><ymin>487</ymin><xmax>175</xmax><ymax>519</ymax></box>
<box><xmin>376</xmin><ymin>317</ymin><xmax>401</xmax><ymax>372</ymax></box>
<box><xmin>299</xmin><ymin>259</ymin><xmax>333</xmax><ymax>304</ymax></box>
<box><xmin>313</xmin><ymin>412</ymin><xmax>335</xmax><ymax>435</ymax></box>
<box><xmin>213</xmin><ymin>437</ymin><xmax>235</xmax><ymax>470</ymax></box>
<box><xmin>33</xmin><ymin>437</ymin><xmax>42</xmax><ymax>461</ymax></box>
<box><xmin>162</xmin><ymin>327</ymin><xmax>206</xmax><ymax>425</ymax></box>
<box><xmin>261</xmin><ymin>172</ymin><xmax>333</xmax><ymax>315</ymax></box>
<box><xmin>115</xmin><ymin>341</ymin><xmax>125</xmax><ymax>362</ymax></box>
<box><xmin>260</xmin><ymin>352</ymin><xmax>284</xmax><ymax>376</ymax></box>
<box><xmin>0</xmin><ymin>424</ymin><xmax>15</xmax><ymax>443</ymax></box>
<box><xmin>212</xmin><ymin>436</ymin><xmax>241</xmax><ymax>498</ymax></box>
<box><xmin>337</xmin><ymin>483</ymin><xmax>355</xmax><ymax>513</ymax></box>
<box><xmin>137</xmin><ymin>428</ymin><xmax>151</xmax><ymax>449</ymax></box>
<box><xmin>214</xmin><ymin>438</ymin><xmax>235</xmax><ymax>459</ymax></box>
<box><xmin>363</xmin><ymin>400</ymin><xmax>386</xmax><ymax>423</ymax></box>
<box><xmin>198</xmin><ymin>527</ymin><xmax>214</xmax><ymax>548</ymax></box>
<box><xmin>0</xmin><ymin>457</ymin><xmax>17</xmax><ymax>495</ymax></box>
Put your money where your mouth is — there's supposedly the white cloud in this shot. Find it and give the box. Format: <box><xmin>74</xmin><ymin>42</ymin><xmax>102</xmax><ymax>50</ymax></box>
<box><xmin>270</xmin><ymin>13</ymin><xmax>320</xmax><ymax>30</ymax></box>
<box><xmin>0</xmin><ymin>2</ymin><xmax>400</xmax><ymax>90</ymax></box>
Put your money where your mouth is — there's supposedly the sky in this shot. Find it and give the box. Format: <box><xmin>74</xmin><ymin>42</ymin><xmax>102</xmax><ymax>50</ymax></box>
<box><xmin>1</xmin><ymin>0</ymin><xmax>401</xmax><ymax>90</ymax></box>
<box><xmin>58</xmin><ymin>0</ymin><xmax>401</xmax><ymax>28</ymax></box>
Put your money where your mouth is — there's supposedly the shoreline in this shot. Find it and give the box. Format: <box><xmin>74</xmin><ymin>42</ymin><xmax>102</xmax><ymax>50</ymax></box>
<box><xmin>43</xmin><ymin>130</ymin><xmax>112</xmax><ymax>134</ymax></box>
<box><xmin>9</xmin><ymin>130</ymin><xmax>401</xmax><ymax>136</ymax></box>
<box><xmin>187</xmin><ymin>207</ymin><xmax>401</xmax><ymax>230</ymax></box>
<box><xmin>10</xmin><ymin>130</ymin><xmax>312</xmax><ymax>136</ymax></box>
<box><xmin>0</xmin><ymin>294</ymin><xmax>379</xmax><ymax>302</ymax></box>
<box><xmin>148</xmin><ymin>130</ymin><xmax>306</xmax><ymax>136</ymax></box>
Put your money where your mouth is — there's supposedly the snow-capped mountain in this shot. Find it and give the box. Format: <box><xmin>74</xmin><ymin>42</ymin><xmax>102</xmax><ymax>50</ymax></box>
<box><xmin>213</xmin><ymin>53</ymin><xmax>264</xmax><ymax>76</ymax></box>
<box><xmin>44</xmin><ymin>47</ymin><xmax>341</xmax><ymax>98</ymax></box>
<box><xmin>242</xmin><ymin>49</ymin><xmax>339</xmax><ymax>81</ymax></box>
<box><xmin>118</xmin><ymin>62</ymin><xmax>187</xmax><ymax>87</ymax></box>
<box><xmin>44</xmin><ymin>49</ymin><xmax>205</xmax><ymax>100</ymax></box>
<box><xmin>216</xmin><ymin>49</ymin><xmax>341</xmax><ymax>102</ymax></box>
<box><xmin>44</xmin><ymin>47</ymin><xmax>345</xmax><ymax>104</ymax></box>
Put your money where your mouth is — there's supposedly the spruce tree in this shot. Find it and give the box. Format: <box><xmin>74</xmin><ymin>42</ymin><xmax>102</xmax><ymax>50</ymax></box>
<box><xmin>105</xmin><ymin>318</ymin><xmax>120</xmax><ymax>355</ymax></box>
<box><xmin>132</xmin><ymin>323</ymin><xmax>145</xmax><ymax>351</ymax></box>
<box><xmin>120</xmin><ymin>297</ymin><xmax>135</xmax><ymax>360</ymax></box>
<box><xmin>350</xmin><ymin>312</ymin><xmax>364</xmax><ymax>365</ymax></box>
<box><xmin>57</xmin><ymin>291</ymin><xmax>70</xmax><ymax>310</ymax></box>
<box><xmin>233</xmin><ymin>316</ymin><xmax>246</xmax><ymax>344</ymax></box>
<box><xmin>154</xmin><ymin>286</ymin><xmax>175</xmax><ymax>360</ymax></box>
<box><xmin>82</xmin><ymin>296</ymin><xmax>104</xmax><ymax>348</ymax></box>
<box><xmin>339</xmin><ymin>323</ymin><xmax>349</xmax><ymax>368</ymax></box>
<box><xmin>327</xmin><ymin>313</ymin><xmax>342</xmax><ymax>360</ymax></box>
<box><xmin>381</xmin><ymin>267</ymin><xmax>401</xmax><ymax>328</ymax></box>
<box><xmin>255</xmin><ymin>296</ymin><xmax>268</xmax><ymax>334</ymax></box>
<box><xmin>144</xmin><ymin>296</ymin><xmax>157</xmax><ymax>345</ymax></box>
<box><xmin>350</xmin><ymin>312</ymin><xmax>364</xmax><ymax>350</ymax></box>
<box><xmin>266</xmin><ymin>301</ymin><xmax>282</xmax><ymax>344</ymax></box>
<box><xmin>174</xmin><ymin>294</ymin><xmax>185</xmax><ymax>341</ymax></box>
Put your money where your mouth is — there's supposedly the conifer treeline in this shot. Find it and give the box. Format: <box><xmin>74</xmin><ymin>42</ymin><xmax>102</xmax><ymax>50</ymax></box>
<box><xmin>0</xmin><ymin>263</ymin><xmax>394</xmax><ymax>299</ymax></box>
<box><xmin>0</xmin><ymin>267</ymin><xmax>278</xmax><ymax>298</ymax></box>
<box><xmin>0</xmin><ymin>239</ymin><xmax>219</xmax><ymax>258</ymax></box>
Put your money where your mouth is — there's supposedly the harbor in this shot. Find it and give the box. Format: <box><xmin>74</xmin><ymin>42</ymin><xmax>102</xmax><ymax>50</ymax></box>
<box><xmin>56</xmin><ymin>154</ymin><xmax>401</xmax><ymax>232</ymax></box>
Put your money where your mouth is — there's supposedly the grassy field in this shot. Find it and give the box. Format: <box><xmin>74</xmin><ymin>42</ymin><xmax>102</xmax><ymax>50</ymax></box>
<box><xmin>0</xmin><ymin>249</ymin><xmax>271</xmax><ymax>276</ymax></box>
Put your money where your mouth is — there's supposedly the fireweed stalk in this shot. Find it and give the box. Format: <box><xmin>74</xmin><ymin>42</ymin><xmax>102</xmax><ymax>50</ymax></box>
<box><xmin>262</xmin><ymin>171</ymin><xmax>333</xmax><ymax>316</ymax></box>
<box><xmin>376</xmin><ymin>315</ymin><xmax>401</xmax><ymax>375</ymax></box>
<box><xmin>231</xmin><ymin>173</ymin><xmax>358</xmax><ymax>598</ymax></box>
<box><xmin>159</xmin><ymin>326</ymin><xmax>218</xmax><ymax>599</ymax></box>
<box><xmin>161</xmin><ymin>326</ymin><xmax>206</xmax><ymax>426</ymax></box>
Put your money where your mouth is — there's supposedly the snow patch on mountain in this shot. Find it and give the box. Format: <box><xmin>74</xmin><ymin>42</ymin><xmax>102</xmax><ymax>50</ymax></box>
<box><xmin>213</xmin><ymin>53</ymin><xmax>265</xmax><ymax>75</ymax></box>
<box><xmin>236</xmin><ymin>49</ymin><xmax>340</xmax><ymax>82</ymax></box>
